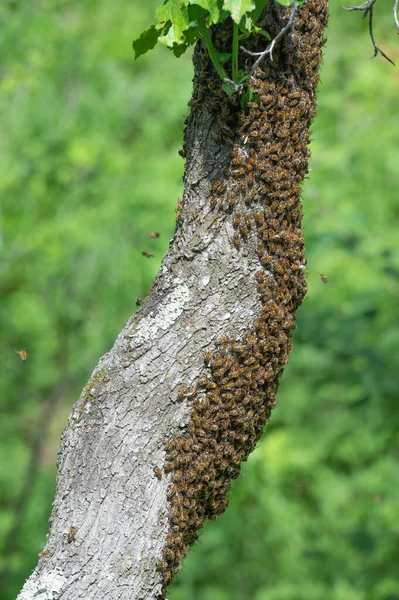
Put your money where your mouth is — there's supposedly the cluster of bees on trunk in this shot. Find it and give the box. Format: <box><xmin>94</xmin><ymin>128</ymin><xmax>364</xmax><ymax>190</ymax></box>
<box><xmin>157</xmin><ymin>1</ymin><xmax>328</xmax><ymax>596</ymax></box>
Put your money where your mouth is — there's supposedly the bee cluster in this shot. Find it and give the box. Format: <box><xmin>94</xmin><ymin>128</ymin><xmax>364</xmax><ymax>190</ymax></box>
<box><xmin>157</xmin><ymin>1</ymin><xmax>328</xmax><ymax>595</ymax></box>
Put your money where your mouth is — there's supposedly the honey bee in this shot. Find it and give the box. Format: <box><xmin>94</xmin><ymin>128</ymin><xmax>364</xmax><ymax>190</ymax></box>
<box><xmin>156</xmin><ymin>560</ymin><xmax>168</xmax><ymax>571</ymax></box>
<box><xmin>135</xmin><ymin>297</ymin><xmax>143</xmax><ymax>307</ymax></box>
<box><xmin>320</xmin><ymin>273</ymin><xmax>328</xmax><ymax>283</ymax></box>
<box><xmin>164</xmin><ymin>548</ymin><xmax>175</xmax><ymax>562</ymax></box>
<box><xmin>148</xmin><ymin>232</ymin><xmax>160</xmax><ymax>239</ymax></box>
<box><xmin>37</xmin><ymin>549</ymin><xmax>50</xmax><ymax>558</ymax></box>
<box><xmin>167</xmin><ymin>484</ymin><xmax>178</xmax><ymax>499</ymax></box>
<box><xmin>142</xmin><ymin>251</ymin><xmax>154</xmax><ymax>258</ymax></box>
<box><xmin>212</xmin><ymin>357</ymin><xmax>223</xmax><ymax>368</ymax></box>
<box><xmin>233</xmin><ymin>212</ymin><xmax>241</xmax><ymax>228</ymax></box>
<box><xmin>233</xmin><ymin>233</ymin><xmax>242</xmax><ymax>248</ymax></box>
<box><xmin>260</xmin><ymin>94</ymin><xmax>274</xmax><ymax>105</ymax></box>
<box><xmin>204</xmin><ymin>351</ymin><xmax>211</xmax><ymax>365</ymax></box>
<box><xmin>13</xmin><ymin>348</ymin><xmax>27</xmax><ymax>363</ymax></box>
<box><xmin>67</xmin><ymin>527</ymin><xmax>77</xmax><ymax>543</ymax></box>
<box><xmin>229</xmin><ymin>370</ymin><xmax>239</xmax><ymax>379</ymax></box>
<box><xmin>153</xmin><ymin>466</ymin><xmax>162</xmax><ymax>480</ymax></box>
<box><xmin>210</xmin><ymin>196</ymin><xmax>217</xmax><ymax>208</ymax></box>
<box><xmin>227</xmin><ymin>196</ymin><xmax>236</xmax><ymax>208</ymax></box>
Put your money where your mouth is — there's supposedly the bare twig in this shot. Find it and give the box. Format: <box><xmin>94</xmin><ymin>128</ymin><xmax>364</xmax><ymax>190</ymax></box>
<box><xmin>343</xmin><ymin>0</ymin><xmax>376</xmax><ymax>11</ymax></box>
<box><xmin>223</xmin><ymin>77</ymin><xmax>244</xmax><ymax>93</ymax></box>
<box><xmin>343</xmin><ymin>0</ymin><xmax>395</xmax><ymax>65</ymax></box>
<box><xmin>241</xmin><ymin>1</ymin><xmax>296</xmax><ymax>77</ymax></box>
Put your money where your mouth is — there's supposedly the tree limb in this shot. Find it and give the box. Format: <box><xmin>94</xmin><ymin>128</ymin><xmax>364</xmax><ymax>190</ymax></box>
<box><xmin>343</xmin><ymin>0</ymin><xmax>396</xmax><ymax>65</ymax></box>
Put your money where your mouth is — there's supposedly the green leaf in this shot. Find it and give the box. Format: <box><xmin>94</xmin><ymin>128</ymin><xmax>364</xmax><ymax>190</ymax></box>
<box><xmin>253</xmin><ymin>25</ymin><xmax>271</xmax><ymax>40</ymax></box>
<box><xmin>132</xmin><ymin>26</ymin><xmax>162</xmax><ymax>59</ymax></box>
<box><xmin>237</xmin><ymin>70</ymin><xmax>250</xmax><ymax>83</ymax></box>
<box><xmin>189</xmin><ymin>0</ymin><xmax>221</xmax><ymax>24</ymax></box>
<box><xmin>216</xmin><ymin>52</ymin><xmax>232</xmax><ymax>64</ymax></box>
<box><xmin>156</xmin><ymin>0</ymin><xmax>190</xmax><ymax>47</ymax></box>
<box><xmin>240</xmin><ymin>85</ymin><xmax>258</xmax><ymax>110</ymax></box>
<box><xmin>184</xmin><ymin>27</ymin><xmax>200</xmax><ymax>45</ymax></box>
<box><xmin>223</xmin><ymin>0</ymin><xmax>256</xmax><ymax>24</ymax></box>
<box><xmin>169</xmin><ymin>26</ymin><xmax>200</xmax><ymax>57</ymax></box>
<box><xmin>221</xmin><ymin>81</ymin><xmax>237</xmax><ymax>96</ymax></box>
<box><xmin>275</xmin><ymin>0</ymin><xmax>305</xmax><ymax>5</ymax></box>
<box><xmin>252</xmin><ymin>0</ymin><xmax>267</xmax><ymax>21</ymax></box>
<box><xmin>187</xmin><ymin>4</ymin><xmax>208</xmax><ymax>21</ymax></box>
<box><xmin>170</xmin><ymin>43</ymin><xmax>189</xmax><ymax>57</ymax></box>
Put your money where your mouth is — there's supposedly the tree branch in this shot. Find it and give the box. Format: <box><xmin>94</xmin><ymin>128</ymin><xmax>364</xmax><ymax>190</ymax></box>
<box><xmin>343</xmin><ymin>0</ymin><xmax>396</xmax><ymax>65</ymax></box>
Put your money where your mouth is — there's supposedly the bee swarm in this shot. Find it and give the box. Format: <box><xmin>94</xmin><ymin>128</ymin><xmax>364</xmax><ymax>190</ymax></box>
<box><xmin>158</xmin><ymin>1</ymin><xmax>328</xmax><ymax>595</ymax></box>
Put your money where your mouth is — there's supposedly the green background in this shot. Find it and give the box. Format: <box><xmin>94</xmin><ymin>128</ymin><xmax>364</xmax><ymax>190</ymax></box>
<box><xmin>1</xmin><ymin>1</ymin><xmax>398</xmax><ymax>599</ymax></box>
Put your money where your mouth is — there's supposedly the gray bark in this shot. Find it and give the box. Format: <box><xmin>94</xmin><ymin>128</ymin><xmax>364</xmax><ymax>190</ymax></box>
<box><xmin>17</xmin><ymin>1</ymin><xmax>328</xmax><ymax>599</ymax></box>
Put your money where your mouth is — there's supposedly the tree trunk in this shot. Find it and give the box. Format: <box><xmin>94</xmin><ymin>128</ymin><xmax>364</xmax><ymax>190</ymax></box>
<box><xmin>17</xmin><ymin>2</ymin><xmax>328</xmax><ymax>599</ymax></box>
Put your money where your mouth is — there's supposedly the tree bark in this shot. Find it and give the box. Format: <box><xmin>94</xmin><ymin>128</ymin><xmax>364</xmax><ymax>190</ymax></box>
<box><xmin>17</xmin><ymin>1</ymin><xmax>328</xmax><ymax>599</ymax></box>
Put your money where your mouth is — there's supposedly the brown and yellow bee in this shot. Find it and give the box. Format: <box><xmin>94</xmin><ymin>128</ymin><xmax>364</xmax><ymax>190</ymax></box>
<box><xmin>67</xmin><ymin>527</ymin><xmax>77</xmax><ymax>543</ymax></box>
<box><xmin>148</xmin><ymin>232</ymin><xmax>160</xmax><ymax>239</ymax></box>
<box><xmin>142</xmin><ymin>251</ymin><xmax>154</xmax><ymax>258</ymax></box>
<box><xmin>15</xmin><ymin>349</ymin><xmax>27</xmax><ymax>362</ymax></box>
<box><xmin>320</xmin><ymin>273</ymin><xmax>328</xmax><ymax>283</ymax></box>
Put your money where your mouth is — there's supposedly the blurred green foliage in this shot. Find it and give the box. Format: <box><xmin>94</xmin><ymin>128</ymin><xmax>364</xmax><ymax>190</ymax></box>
<box><xmin>0</xmin><ymin>1</ymin><xmax>398</xmax><ymax>599</ymax></box>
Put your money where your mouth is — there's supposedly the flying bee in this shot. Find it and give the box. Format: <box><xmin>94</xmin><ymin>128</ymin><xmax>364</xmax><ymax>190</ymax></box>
<box><xmin>142</xmin><ymin>251</ymin><xmax>154</xmax><ymax>258</ymax></box>
<box><xmin>320</xmin><ymin>273</ymin><xmax>328</xmax><ymax>283</ymax></box>
<box><xmin>15</xmin><ymin>349</ymin><xmax>27</xmax><ymax>362</ymax></box>
<box><xmin>148</xmin><ymin>232</ymin><xmax>160</xmax><ymax>239</ymax></box>
<box><xmin>37</xmin><ymin>549</ymin><xmax>50</xmax><ymax>558</ymax></box>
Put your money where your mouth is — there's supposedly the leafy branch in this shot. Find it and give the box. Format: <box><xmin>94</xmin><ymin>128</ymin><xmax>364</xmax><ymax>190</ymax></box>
<box><xmin>132</xmin><ymin>0</ymin><xmax>304</xmax><ymax>98</ymax></box>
